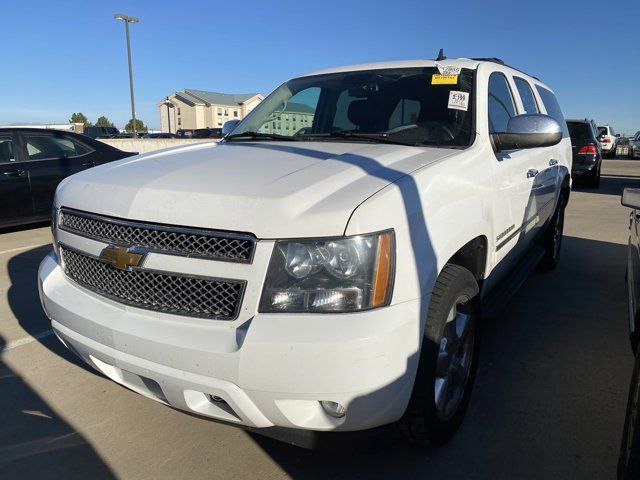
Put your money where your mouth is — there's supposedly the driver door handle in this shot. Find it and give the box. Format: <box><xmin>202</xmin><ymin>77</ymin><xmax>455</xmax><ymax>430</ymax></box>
<box><xmin>526</xmin><ymin>169</ymin><xmax>539</xmax><ymax>178</ymax></box>
<box><xmin>3</xmin><ymin>169</ymin><xmax>26</xmax><ymax>177</ymax></box>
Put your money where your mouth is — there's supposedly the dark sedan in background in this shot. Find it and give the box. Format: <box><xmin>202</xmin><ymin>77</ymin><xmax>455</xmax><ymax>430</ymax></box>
<box><xmin>567</xmin><ymin>118</ymin><xmax>602</xmax><ymax>188</ymax></box>
<box><xmin>0</xmin><ymin>128</ymin><xmax>135</xmax><ymax>228</ymax></box>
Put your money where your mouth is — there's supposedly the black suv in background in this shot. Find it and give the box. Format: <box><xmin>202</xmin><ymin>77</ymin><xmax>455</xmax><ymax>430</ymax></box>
<box><xmin>567</xmin><ymin>119</ymin><xmax>602</xmax><ymax>188</ymax></box>
<box><xmin>82</xmin><ymin>126</ymin><xmax>121</xmax><ymax>139</ymax></box>
<box><xmin>191</xmin><ymin>128</ymin><xmax>223</xmax><ymax>139</ymax></box>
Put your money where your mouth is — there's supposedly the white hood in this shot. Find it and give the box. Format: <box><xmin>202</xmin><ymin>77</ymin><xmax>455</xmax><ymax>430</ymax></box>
<box><xmin>57</xmin><ymin>141</ymin><xmax>458</xmax><ymax>238</ymax></box>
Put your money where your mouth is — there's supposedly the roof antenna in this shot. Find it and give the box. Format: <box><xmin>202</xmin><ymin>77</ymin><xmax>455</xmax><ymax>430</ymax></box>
<box><xmin>436</xmin><ymin>48</ymin><xmax>446</xmax><ymax>61</ymax></box>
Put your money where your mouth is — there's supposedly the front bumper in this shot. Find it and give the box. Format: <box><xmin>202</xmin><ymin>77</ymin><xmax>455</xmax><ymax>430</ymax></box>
<box><xmin>38</xmin><ymin>251</ymin><xmax>421</xmax><ymax>432</ymax></box>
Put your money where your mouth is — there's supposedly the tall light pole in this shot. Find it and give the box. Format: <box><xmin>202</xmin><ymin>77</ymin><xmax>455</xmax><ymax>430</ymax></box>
<box><xmin>114</xmin><ymin>13</ymin><xmax>139</xmax><ymax>136</ymax></box>
<box><xmin>163</xmin><ymin>98</ymin><xmax>174</xmax><ymax>133</ymax></box>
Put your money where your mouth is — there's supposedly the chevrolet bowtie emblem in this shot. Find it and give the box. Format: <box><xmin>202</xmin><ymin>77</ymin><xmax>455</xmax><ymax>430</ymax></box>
<box><xmin>99</xmin><ymin>245</ymin><xmax>145</xmax><ymax>270</ymax></box>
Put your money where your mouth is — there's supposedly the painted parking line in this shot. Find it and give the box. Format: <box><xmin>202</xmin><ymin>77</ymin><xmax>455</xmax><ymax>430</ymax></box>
<box><xmin>0</xmin><ymin>244</ymin><xmax>50</xmax><ymax>256</ymax></box>
<box><xmin>1</xmin><ymin>330</ymin><xmax>54</xmax><ymax>352</ymax></box>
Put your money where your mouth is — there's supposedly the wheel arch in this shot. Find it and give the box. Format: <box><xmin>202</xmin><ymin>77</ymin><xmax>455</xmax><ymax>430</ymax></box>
<box><xmin>446</xmin><ymin>235</ymin><xmax>488</xmax><ymax>283</ymax></box>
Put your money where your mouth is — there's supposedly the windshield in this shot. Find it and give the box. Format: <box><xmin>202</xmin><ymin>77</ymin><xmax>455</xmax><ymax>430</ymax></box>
<box><xmin>229</xmin><ymin>67</ymin><xmax>475</xmax><ymax>147</ymax></box>
<box><xmin>597</xmin><ymin>127</ymin><xmax>608</xmax><ymax>136</ymax></box>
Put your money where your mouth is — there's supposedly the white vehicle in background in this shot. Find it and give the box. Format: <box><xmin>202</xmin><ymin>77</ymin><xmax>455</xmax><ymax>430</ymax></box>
<box><xmin>629</xmin><ymin>131</ymin><xmax>640</xmax><ymax>159</ymax></box>
<box><xmin>598</xmin><ymin>124</ymin><xmax>618</xmax><ymax>158</ymax></box>
<box><xmin>39</xmin><ymin>57</ymin><xmax>571</xmax><ymax>448</ymax></box>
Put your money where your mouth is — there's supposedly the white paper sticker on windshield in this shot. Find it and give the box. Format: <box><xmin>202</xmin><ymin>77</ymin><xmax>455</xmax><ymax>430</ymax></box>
<box><xmin>448</xmin><ymin>91</ymin><xmax>469</xmax><ymax>111</ymax></box>
<box><xmin>436</xmin><ymin>63</ymin><xmax>462</xmax><ymax>76</ymax></box>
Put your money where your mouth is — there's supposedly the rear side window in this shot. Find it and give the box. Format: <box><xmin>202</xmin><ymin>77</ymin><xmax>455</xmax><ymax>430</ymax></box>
<box><xmin>0</xmin><ymin>133</ymin><xmax>15</xmax><ymax>163</ymax></box>
<box><xmin>488</xmin><ymin>73</ymin><xmax>516</xmax><ymax>133</ymax></box>
<box><xmin>535</xmin><ymin>86</ymin><xmax>569</xmax><ymax>137</ymax></box>
<box><xmin>567</xmin><ymin>122</ymin><xmax>593</xmax><ymax>141</ymax></box>
<box><xmin>24</xmin><ymin>132</ymin><xmax>94</xmax><ymax>161</ymax></box>
<box><xmin>514</xmin><ymin>77</ymin><xmax>539</xmax><ymax>114</ymax></box>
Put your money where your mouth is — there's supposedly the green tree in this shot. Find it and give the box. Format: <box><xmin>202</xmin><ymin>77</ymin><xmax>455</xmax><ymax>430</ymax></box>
<box><xmin>95</xmin><ymin>116</ymin><xmax>115</xmax><ymax>128</ymax></box>
<box><xmin>124</xmin><ymin>118</ymin><xmax>148</xmax><ymax>134</ymax></box>
<box><xmin>69</xmin><ymin>112</ymin><xmax>92</xmax><ymax>126</ymax></box>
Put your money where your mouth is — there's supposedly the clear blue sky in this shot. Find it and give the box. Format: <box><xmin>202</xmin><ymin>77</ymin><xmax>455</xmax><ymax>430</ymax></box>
<box><xmin>1</xmin><ymin>0</ymin><xmax>638</xmax><ymax>133</ymax></box>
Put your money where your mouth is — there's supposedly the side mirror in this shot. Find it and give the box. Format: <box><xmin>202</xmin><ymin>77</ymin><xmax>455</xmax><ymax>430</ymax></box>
<box><xmin>222</xmin><ymin>119</ymin><xmax>241</xmax><ymax>136</ymax></box>
<box><xmin>622</xmin><ymin>188</ymin><xmax>640</xmax><ymax>210</ymax></box>
<box><xmin>492</xmin><ymin>114</ymin><xmax>563</xmax><ymax>152</ymax></box>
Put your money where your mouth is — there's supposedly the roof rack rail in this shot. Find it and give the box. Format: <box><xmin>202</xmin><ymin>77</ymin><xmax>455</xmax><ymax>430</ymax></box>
<box><xmin>471</xmin><ymin>57</ymin><xmax>540</xmax><ymax>81</ymax></box>
<box><xmin>471</xmin><ymin>57</ymin><xmax>505</xmax><ymax>64</ymax></box>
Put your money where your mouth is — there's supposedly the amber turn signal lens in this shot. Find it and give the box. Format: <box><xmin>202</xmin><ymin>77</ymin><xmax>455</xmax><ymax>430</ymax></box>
<box><xmin>372</xmin><ymin>232</ymin><xmax>393</xmax><ymax>306</ymax></box>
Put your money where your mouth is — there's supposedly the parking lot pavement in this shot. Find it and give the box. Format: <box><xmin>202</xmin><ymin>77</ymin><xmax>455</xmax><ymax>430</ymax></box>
<box><xmin>0</xmin><ymin>159</ymin><xmax>638</xmax><ymax>480</ymax></box>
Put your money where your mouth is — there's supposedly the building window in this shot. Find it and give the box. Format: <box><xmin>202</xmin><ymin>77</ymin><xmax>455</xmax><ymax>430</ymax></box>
<box><xmin>178</xmin><ymin>118</ymin><xmax>181</xmax><ymax>126</ymax></box>
<box><xmin>177</xmin><ymin>108</ymin><xmax>181</xmax><ymax>115</ymax></box>
<box><xmin>217</xmin><ymin>107</ymin><xmax>222</xmax><ymax>115</ymax></box>
<box><xmin>224</xmin><ymin>108</ymin><xmax>228</xmax><ymax>116</ymax></box>
<box><xmin>218</xmin><ymin>119</ymin><xmax>222</xmax><ymax>126</ymax></box>
<box><xmin>234</xmin><ymin>110</ymin><xmax>238</xmax><ymax>117</ymax></box>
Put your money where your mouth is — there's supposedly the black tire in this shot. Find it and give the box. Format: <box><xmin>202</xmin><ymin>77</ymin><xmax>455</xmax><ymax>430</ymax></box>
<box><xmin>588</xmin><ymin>167</ymin><xmax>601</xmax><ymax>189</ymax></box>
<box><xmin>619</xmin><ymin>350</ymin><xmax>640</xmax><ymax>479</ymax></box>
<box><xmin>539</xmin><ymin>194</ymin><xmax>566</xmax><ymax>270</ymax></box>
<box><xmin>399</xmin><ymin>264</ymin><xmax>480</xmax><ymax>447</ymax></box>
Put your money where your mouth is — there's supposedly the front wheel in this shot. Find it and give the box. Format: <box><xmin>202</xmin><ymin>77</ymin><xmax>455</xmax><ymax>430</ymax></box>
<box><xmin>400</xmin><ymin>264</ymin><xmax>480</xmax><ymax>446</ymax></box>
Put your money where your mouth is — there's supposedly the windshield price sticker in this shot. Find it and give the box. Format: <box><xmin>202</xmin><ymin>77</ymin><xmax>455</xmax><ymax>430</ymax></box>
<box><xmin>436</xmin><ymin>64</ymin><xmax>462</xmax><ymax>76</ymax></box>
<box><xmin>448</xmin><ymin>91</ymin><xmax>469</xmax><ymax>111</ymax></box>
<box><xmin>432</xmin><ymin>74</ymin><xmax>458</xmax><ymax>85</ymax></box>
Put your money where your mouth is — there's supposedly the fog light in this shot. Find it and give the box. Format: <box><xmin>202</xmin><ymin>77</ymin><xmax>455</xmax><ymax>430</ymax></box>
<box><xmin>320</xmin><ymin>400</ymin><xmax>346</xmax><ymax>418</ymax></box>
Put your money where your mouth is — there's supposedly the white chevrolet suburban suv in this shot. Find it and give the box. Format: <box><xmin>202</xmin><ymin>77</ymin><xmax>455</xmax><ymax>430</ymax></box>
<box><xmin>38</xmin><ymin>57</ymin><xmax>571</xmax><ymax>447</ymax></box>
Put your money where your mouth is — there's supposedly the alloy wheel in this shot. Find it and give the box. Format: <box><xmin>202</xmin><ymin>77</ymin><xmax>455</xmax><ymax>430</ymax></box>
<box><xmin>434</xmin><ymin>298</ymin><xmax>476</xmax><ymax>421</ymax></box>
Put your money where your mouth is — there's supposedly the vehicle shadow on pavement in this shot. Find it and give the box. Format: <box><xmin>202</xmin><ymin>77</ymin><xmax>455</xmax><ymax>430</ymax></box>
<box><xmin>248</xmin><ymin>235</ymin><xmax>631</xmax><ymax>480</ymax></box>
<box><xmin>0</xmin><ymin>332</ymin><xmax>116</xmax><ymax>479</ymax></box>
<box><xmin>6</xmin><ymin>245</ymin><xmax>98</xmax><ymax>376</ymax></box>
<box><xmin>577</xmin><ymin>174</ymin><xmax>640</xmax><ymax>197</ymax></box>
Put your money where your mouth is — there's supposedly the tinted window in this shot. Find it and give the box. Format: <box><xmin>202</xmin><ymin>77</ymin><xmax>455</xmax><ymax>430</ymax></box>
<box><xmin>536</xmin><ymin>86</ymin><xmax>569</xmax><ymax>137</ymax></box>
<box><xmin>258</xmin><ymin>87</ymin><xmax>320</xmax><ymax>136</ymax></box>
<box><xmin>488</xmin><ymin>73</ymin><xmax>516</xmax><ymax>133</ymax></box>
<box><xmin>597</xmin><ymin>127</ymin><xmax>608</xmax><ymax>136</ymax></box>
<box><xmin>0</xmin><ymin>133</ymin><xmax>15</xmax><ymax>163</ymax></box>
<box><xmin>24</xmin><ymin>132</ymin><xmax>94</xmax><ymax>160</ymax></box>
<box><xmin>567</xmin><ymin>122</ymin><xmax>593</xmax><ymax>141</ymax></box>
<box><xmin>514</xmin><ymin>77</ymin><xmax>539</xmax><ymax>114</ymax></box>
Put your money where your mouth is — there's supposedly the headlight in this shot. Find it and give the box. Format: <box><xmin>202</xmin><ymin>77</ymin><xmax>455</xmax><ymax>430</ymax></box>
<box><xmin>259</xmin><ymin>230</ymin><xmax>394</xmax><ymax>313</ymax></box>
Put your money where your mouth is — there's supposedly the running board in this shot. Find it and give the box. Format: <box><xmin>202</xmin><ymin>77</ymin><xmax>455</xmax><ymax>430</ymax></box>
<box><xmin>482</xmin><ymin>245</ymin><xmax>546</xmax><ymax>319</ymax></box>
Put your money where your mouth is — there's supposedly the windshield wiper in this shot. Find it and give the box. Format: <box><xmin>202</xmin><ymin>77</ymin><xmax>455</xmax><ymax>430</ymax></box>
<box><xmin>225</xmin><ymin>131</ymin><xmax>300</xmax><ymax>142</ymax></box>
<box><xmin>298</xmin><ymin>131</ymin><xmax>416</xmax><ymax>146</ymax></box>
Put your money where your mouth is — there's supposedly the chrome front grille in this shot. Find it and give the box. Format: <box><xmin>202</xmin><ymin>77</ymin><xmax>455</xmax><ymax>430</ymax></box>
<box><xmin>60</xmin><ymin>246</ymin><xmax>245</xmax><ymax>320</ymax></box>
<box><xmin>59</xmin><ymin>208</ymin><xmax>255</xmax><ymax>263</ymax></box>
